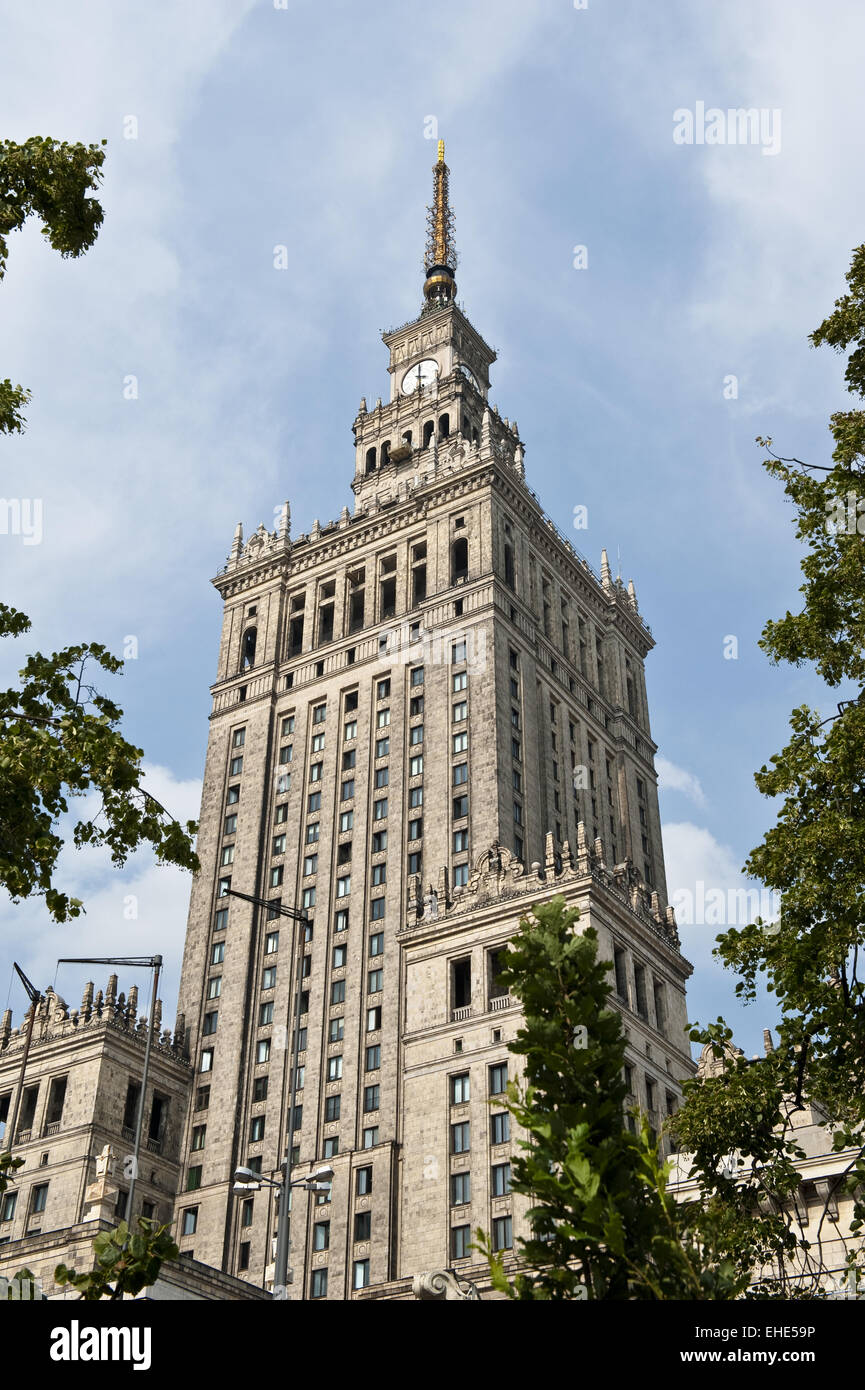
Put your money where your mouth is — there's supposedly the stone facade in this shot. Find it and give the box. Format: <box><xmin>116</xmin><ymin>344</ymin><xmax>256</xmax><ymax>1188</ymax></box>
<box><xmin>0</xmin><ymin>978</ymin><xmax>189</xmax><ymax>1298</ymax></box>
<box><xmin>172</xmin><ymin>149</ymin><xmax>694</xmax><ymax>1298</ymax></box>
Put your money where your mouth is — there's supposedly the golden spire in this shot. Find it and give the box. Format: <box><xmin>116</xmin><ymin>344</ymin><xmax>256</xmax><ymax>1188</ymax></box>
<box><xmin>423</xmin><ymin>139</ymin><xmax>457</xmax><ymax>310</ymax></box>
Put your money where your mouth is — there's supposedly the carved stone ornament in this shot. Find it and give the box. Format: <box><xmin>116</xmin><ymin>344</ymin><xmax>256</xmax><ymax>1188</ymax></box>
<box><xmin>412</xmin><ymin>1269</ymin><xmax>481</xmax><ymax>1301</ymax></box>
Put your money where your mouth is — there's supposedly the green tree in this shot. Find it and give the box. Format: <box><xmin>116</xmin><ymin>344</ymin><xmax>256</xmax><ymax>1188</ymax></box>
<box><xmin>0</xmin><ymin>604</ymin><xmax>199</xmax><ymax>922</ymax></box>
<box><xmin>672</xmin><ymin>243</ymin><xmax>865</xmax><ymax>1295</ymax></box>
<box><xmin>476</xmin><ymin>896</ymin><xmax>746</xmax><ymax>1299</ymax></box>
<box><xmin>55</xmin><ymin>1218</ymin><xmax>180</xmax><ymax>1300</ymax></box>
<box><xmin>0</xmin><ymin>136</ymin><xmax>106</xmax><ymax>434</ymax></box>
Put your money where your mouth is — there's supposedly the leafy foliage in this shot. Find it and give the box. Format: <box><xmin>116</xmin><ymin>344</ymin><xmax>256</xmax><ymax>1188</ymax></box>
<box><xmin>672</xmin><ymin>243</ymin><xmax>865</xmax><ymax>1293</ymax></box>
<box><xmin>0</xmin><ymin>604</ymin><xmax>198</xmax><ymax>921</ymax></box>
<box><xmin>476</xmin><ymin>897</ymin><xmax>748</xmax><ymax>1299</ymax></box>
<box><xmin>55</xmin><ymin>1218</ymin><xmax>179</xmax><ymax>1300</ymax></box>
<box><xmin>0</xmin><ymin>135</ymin><xmax>106</xmax><ymax>433</ymax></box>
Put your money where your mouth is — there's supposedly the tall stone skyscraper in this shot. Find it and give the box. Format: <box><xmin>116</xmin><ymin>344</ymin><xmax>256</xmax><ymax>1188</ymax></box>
<box><xmin>175</xmin><ymin>143</ymin><xmax>691</xmax><ymax>1299</ymax></box>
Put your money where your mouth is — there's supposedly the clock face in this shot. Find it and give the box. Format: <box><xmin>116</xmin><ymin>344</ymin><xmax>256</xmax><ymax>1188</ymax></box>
<box><xmin>401</xmin><ymin>358</ymin><xmax>439</xmax><ymax>394</ymax></box>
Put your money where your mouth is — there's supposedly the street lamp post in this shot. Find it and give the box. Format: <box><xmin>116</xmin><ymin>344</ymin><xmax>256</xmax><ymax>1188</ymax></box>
<box><xmin>225</xmin><ymin>887</ymin><xmax>310</xmax><ymax>1297</ymax></box>
<box><xmin>234</xmin><ymin>1165</ymin><xmax>333</xmax><ymax>1297</ymax></box>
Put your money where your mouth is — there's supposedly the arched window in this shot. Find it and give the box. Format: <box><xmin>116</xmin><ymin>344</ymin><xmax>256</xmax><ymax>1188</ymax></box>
<box><xmin>423</xmin><ymin>420</ymin><xmax>435</xmax><ymax>448</ymax></box>
<box><xmin>380</xmin><ymin>440</ymin><xmax>391</xmax><ymax>466</ymax></box>
<box><xmin>402</xmin><ymin>430</ymin><xmax>412</xmax><ymax>446</ymax></box>
<box><xmin>438</xmin><ymin>413</ymin><xmax>450</xmax><ymax>440</ymax></box>
<box><xmin>242</xmin><ymin>628</ymin><xmax>257</xmax><ymax>670</ymax></box>
<box><xmin>365</xmin><ymin>447</ymin><xmax>376</xmax><ymax>474</ymax></box>
<box><xmin>451</xmin><ymin>537</ymin><xmax>468</xmax><ymax>584</ymax></box>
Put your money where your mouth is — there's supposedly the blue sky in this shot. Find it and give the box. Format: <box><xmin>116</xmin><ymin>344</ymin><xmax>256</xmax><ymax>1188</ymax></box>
<box><xmin>1</xmin><ymin>0</ymin><xmax>863</xmax><ymax>1059</ymax></box>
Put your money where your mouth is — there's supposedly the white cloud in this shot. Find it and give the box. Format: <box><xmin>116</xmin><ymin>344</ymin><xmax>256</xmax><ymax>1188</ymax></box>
<box><xmin>0</xmin><ymin>763</ymin><xmax>201</xmax><ymax>1031</ymax></box>
<box><xmin>655</xmin><ymin>756</ymin><xmax>707</xmax><ymax>808</ymax></box>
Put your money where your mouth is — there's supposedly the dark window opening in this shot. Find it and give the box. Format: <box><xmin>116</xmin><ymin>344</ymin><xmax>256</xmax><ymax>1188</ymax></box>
<box><xmin>438</xmin><ymin>414</ymin><xmax>450</xmax><ymax>439</ymax></box>
<box><xmin>423</xmin><ymin>420</ymin><xmax>435</xmax><ymax>448</ymax></box>
<box><xmin>452</xmin><ymin>957</ymin><xmax>472</xmax><ymax>1010</ymax></box>
<box><xmin>380</xmin><ymin>440</ymin><xmax>391</xmax><ymax>466</ymax></box>
<box><xmin>288</xmin><ymin>615</ymin><xmax>304</xmax><ymax>658</ymax></box>
<box><xmin>380</xmin><ymin>577</ymin><xmax>396</xmax><ymax>620</ymax></box>
<box><xmin>365</xmin><ymin>447</ymin><xmax>376</xmax><ymax>473</ymax></box>
<box><xmin>451</xmin><ymin>537</ymin><xmax>468</xmax><ymax>584</ymax></box>
<box><xmin>242</xmin><ymin>628</ymin><xmax>257</xmax><ymax>670</ymax></box>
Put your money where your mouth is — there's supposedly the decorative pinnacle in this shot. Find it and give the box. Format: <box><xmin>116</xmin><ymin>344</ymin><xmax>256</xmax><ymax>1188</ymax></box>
<box><xmin>423</xmin><ymin>139</ymin><xmax>457</xmax><ymax>310</ymax></box>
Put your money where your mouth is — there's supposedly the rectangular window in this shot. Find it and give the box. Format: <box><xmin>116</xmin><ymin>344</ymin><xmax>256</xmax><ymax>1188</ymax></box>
<box><xmin>410</xmin><ymin>725</ymin><xmax>424</xmax><ymax>746</ymax></box>
<box><xmin>211</xmin><ymin>941</ymin><xmax>225</xmax><ymax>965</ymax></box>
<box><xmin>368</xmin><ymin>968</ymin><xmax>383</xmax><ymax>994</ymax></box>
<box><xmin>282</xmin><ymin>715</ymin><xmax>295</xmax><ymax>736</ymax></box>
<box><xmin>227</xmin><ymin>784</ymin><xmax>240</xmax><ymax>805</ymax></box>
<box><xmin>453</xmin><ymin>863</ymin><xmax>469</xmax><ymax>887</ymax></box>
<box><xmin>452</xmin><ymin>701</ymin><xmax>467</xmax><ymax>722</ymax></box>
<box><xmin>489</xmin><ymin>1063</ymin><xmax>508</xmax><ymax>1095</ymax></box>
<box><xmin>181</xmin><ymin>1207</ymin><xmax>198</xmax><ymax>1236</ymax></box>
<box><xmin>214</xmin><ymin>907</ymin><xmax>229</xmax><ymax>933</ymax></box>
<box><xmin>374</xmin><ymin>768</ymin><xmax>389</xmax><ymax>789</ymax></box>
<box><xmin>372</xmin><ymin>830</ymin><xmax>388</xmax><ymax>853</ymax></box>
<box><xmin>253</xmin><ymin>1077</ymin><xmax>268</xmax><ymax>1103</ymax></box>
<box><xmin>307</xmin><ymin>791</ymin><xmax>321</xmax><ymax>813</ymax></box>
<box><xmin>337</xmin><ymin>875</ymin><xmax>351</xmax><ymax>898</ymax></box>
<box><xmin>200</xmin><ymin>1051</ymin><xmax>213</xmax><ymax>1073</ymax></box>
<box><xmin>273</xmin><ymin>833</ymin><xmax>286</xmax><ymax>856</ymax></box>
<box><xmin>363</xmin><ymin>1084</ymin><xmax>380</xmax><ymax>1112</ymax></box>
<box><xmin>344</xmin><ymin>719</ymin><xmax>357</xmax><ymax>740</ymax></box>
<box><xmin>371</xmin><ymin>864</ymin><xmax>386</xmax><ymax>886</ymax></box>
<box><xmin>203</xmin><ymin>1011</ymin><xmax>218</xmax><ymax>1036</ymax></box>
<box><xmin>451</xmin><ymin>1073</ymin><xmax>471</xmax><ymax>1105</ymax></box>
<box><xmin>312</xmin><ymin>703</ymin><xmax>326</xmax><ymax>724</ymax></box>
<box><xmin>354</xmin><ymin>1210</ymin><xmax>372</xmax><ymax>1243</ymax></box>
<box><xmin>217</xmin><ymin>877</ymin><xmax>231</xmax><ymax>897</ymax></box>
<box><xmin>232</xmin><ymin>728</ymin><xmax>246</xmax><ymax>748</ymax></box>
<box><xmin>451</xmin><ymin>1121</ymin><xmax>470</xmax><ymax>1154</ymax></box>
<box><xmin>186</xmin><ymin>1167</ymin><xmax>202</xmax><ymax>1192</ymax></box>
<box><xmin>256</xmin><ymin>1040</ymin><xmax>270</xmax><ymax>1064</ymax></box>
<box><xmin>324</xmin><ymin>1094</ymin><xmax>341</xmax><ymax>1122</ymax></box>
<box><xmin>328</xmin><ymin>1017</ymin><xmax>344</xmax><ymax>1043</ymax></box>
<box><xmin>250</xmin><ymin>1115</ymin><xmax>265</xmax><ymax>1142</ymax></box>
<box><xmin>301</xmin><ymin>886</ymin><xmax>315</xmax><ymax>908</ymax></box>
<box><xmin>310</xmin><ymin>1268</ymin><xmax>328</xmax><ymax>1299</ymax></box>
<box><xmin>362</xmin><ymin>1126</ymin><xmax>379</xmax><ymax>1149</ymax></box>
<box><xmin>327</xmin><ymin>1056</ymin><xmax>343</xmax><ymax>1082</ymax></box>
<box><xmin>377</xmin><ymin>708</ymin><xmax>390</xmax><ymax>728</ymax></box>
<box><xmin>451</xmin><ymin>1225</ymin><xmax>471</xmax><ymax>1260</ymax></box>
<box><xmin>411</xmin><ymin>666</ymin><xmax>424</xmax><ymax>686</ymax></box>
<box><xmin>375</xmin><ymin>737</ymin><xmax>389</xmax><ymax>758</ymax></box>
<box><xmin>334</xmin><ymin>908</ymin><xmax>349</xmax><ymax>932</ymax></box>
<box><xmin>409</xmin><ymin>754</ymin><xmax>423</xmax><ymax>776</ymax></box>
<box><xmin>223</xmin><ymin>814</ymin><xmax>237</xmax><ymax>836</ymax></box>
<box><xmin>310</xmin><ymin>761</ymin><xmax>323</xmax><ymax>783</ymax></box>
<box><xmin>373</xmin><ymin>797</ymin><xmax>388</xmax><ymax>820</ymax></box>
<box><xmin>270</xmin><ymin>866</ymin><xmax>284</xmax><ymax>888</ymax></box>
<box><xmin>452</xmin><ymin>732</ymin><xmax>468</xmax><ymax>754</ymax></box>
<box><xmin>451</xmin><ymin>1172</ymin><xmax>471</xmax><ymax>1206</ymax></box>
<box><xmin>408</xmin><ymin>818</ymin><xmax>423</xmax><ymax>842</ymax></box>
<box><xmin>323</xmin><ymin>1136</ymin><xmax>339</xmax><ymax>1158</ymax></box>
<box><xmin>333</xmin><ymin>943</ymin><xmax>347</xmax><ymax>968</ymax></box>
<box><xmin>303</xmin><ymin>854</ymin><xmax>318</xmax><ymax>876</ymax></box>
<box><xmin>207</xmin><ymin>976</ymin><xmax>222</xmax><ymax>999</ymax></box>
<box><xmin>265</xmin><ymin>930</ymin><xmax>279</xmax><ymax>953</ymax></box>
<box><xmin>195</xmin><ymin>1086</ymin><xmax>210</xmax><ymax>1111</ymax></box>
<box><xmin>331</xmin><ymin>980</ymin><xmax>345</xmax><ymax>1004</ymax></box>
<box><xmin>279</xmin><ymin>743</ymin><xmax>294</xmax><ymax>764</ymax></box>
<box><xmin>491</xmin><ymin>1112</ymin><xmax>510</xmax><ymax>1145</ymax></box>
<box><xmin>370</xmin><ymin>932</ymin><xmax>384</xmax><ymax>956</ymax></box>
<box><xmin>452</xmin><ymin>762</ymin><xmax>468</xmax><ymax>786</ymax></box>
<box><xmin>365</xmin><ymin>1044</ymin><xmax>381</xmax><ymax>1071</ymax></box>
<box><xmin>313</xmin><ymin>1220</ymin><xmax>330</xmax><ymax>1252</ymax></box>
<box><xmin>491</xmin><ymin>1162</ymin><xmax>511</xmax><ymax>1196</ymax></box>
<box><xmin>366</xmin><ymin>1006</ymin><xmax>382</xmax><ymax>1032</ymax></box>
<box><xmin>408</xmin><ymin>851</ymin><xmax>422</xmax><ymax>875</ymax></box>
<box><xmin>453</xmin><ymin>794</ymin><xmax>468</xmax><ymax>819</ymax></box>
<box><xmin>409</xmin><ymin>786</ymin><xmax>423</xmax><ymax>808</ymax></box>
<box><xmin>229</xmin><ymin>756</ymin><xmax>243</xmax><ymax>776</ymax></box>
<box><xmin>259</xmin><ymin>1002</ymin><xmax>274</xmax><ymax>1026</ymax></box>
<box><xmin>453</xmin><ymin>829</ymin><xmax>469</xmax><ymax>853</ymax></box>
<box><xmin>492</xmin><ymin>1216</ymin><xmax>513</xmax><ymax>1252</ymax></box>
<box><xmin>353</xmin><ymin>1258</ymin><xmax>371</xmax><ymax>1289</ymax></box>
<box><xmin>356</xmin><ymin>1166</ymin><xmax>373</xmax><ymax>1195</ymax></box>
